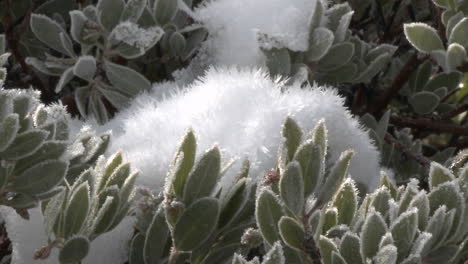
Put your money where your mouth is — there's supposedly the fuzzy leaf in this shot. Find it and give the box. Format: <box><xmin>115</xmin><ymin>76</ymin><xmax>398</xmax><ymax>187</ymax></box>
<box><xmin>318</xmin><ymin>42</ymin><xmax>355</xmax><ymax>70</ymax></box>
<box><xmin>30</xmin><ymin>14</ymin><xmax>70</xmax><ymax>55</ymax></box>
<box><xmin>281</xmin><ymin>117</ymin><xmax>303</xmax><ymax>163</ymax></box>
<box><xmin>264</xmin><ymin>48</ymin><xmax>291</xmax><ymax>77</ymax></box>
<box><xmin>12</xmin><ymin>160</ymin><xmax>67</xmax><ymax>195</ymax></box>
<box><xmin>173</xmin><ymin>197</ymin><xmax>220</xmax><ymax>251</ymax></box>
<box><xmin>55</xmin><ymin>67</ymin><xmax>74</xmax><ymax>93</ymax></box>
<box><xmin>390</xmin><ymin>209</ymin><xmax>418</xmax><ymax>260</ymax></box>
<box><xmin>429</xmin><ymin>162</ymin><xmax>455</xmax><ymax>190</ymax></box>
<box><xmin>374</xmin><ymin>245</ymin><xmax>397</xmax><ymax>264</ymax></box>
<box><xmin>59</xmin><ymin>236</ymin><xmax>90</xmax><ymax>263</ymax></box>
<box><xmin>262</xmin><ymin>242</ymin><xmax>285</xmax><ymax>264</ymax></box>
<box><xmin>278</xmin><ymin>216</ymin><xmax>305</xmax><ymax>250</ymax></box>
<box><xmin>317</xmin><ymin>150</ymin><xmax>354</xmax><ymax>206</ymax></box>
<box><xmin>144</xmin><ymin>207</ymin><xmax>169</xmax><ymax>264</ymax></box>
<box><xmin>105</xmin><ymin>61</ymin><xmax>151</xmax><ymax>97</ymax></box>
<box><xmin>307</xmin><ymin>27</ymin><xmax>335</xmax><ymax>62</ymax></box>
<box><xmin>69</xmin><ymin>10</ymin><xmax>88</xmax><ymax>44</ymax></box>
<box><xmin>1</xmin><ymin>129</ymin><xmax>48</xmax><ymax>160</ymax></box>
<box><xmin>129</xmin><ymin>234</ymin><xmax>145</xmax><ymax>264</ymax></box>
<box><xmin>171</xmin><ymin>130</ymin><xmax>197</xmax><ymax>198</ymax></box>
<box><xmin>155</xmin><ymin>0</ymin><xmax>178</xmax><ymax>25</ymax></box>
<box><xmin>319</xmin><ymin>235</ymin><xmax>339</xmax><ymax>264</ymax></box>
<box><xmin>408</xmin><ymin>191</ymin><xmax>430</xmax><ymax>230</ymax></box>
<box><xmin>0</xmin><ymin>114</ymin><xmax>19</xmax><ymax>152</ymax></box>
<box><xmin>183</xmin><ymin>146</ymin><xmax>221</xmax><ymax>204</ymax></box>
<box><xmin>334</xmin><ymin>11</ymin><xmax>353</xmax><ymax>43</ymax></box>
<box><xmin>409</xmin><ymin>91</ymin><xmax>440</xmax><ymax>115</ymax></box>
<box><xmin>360</xmin><ymin>209</ymin><xmax>387</xmax><ymax>260</ymax></box>
<box><xmin>64</xmin><ymin>182</ymin><xmax>90</xmax><ymax>237</ymax></box>
<box><xmin>340</xmin><ymin>232</ymin><xmax>363</xmax><ymax>264</ymax></box>
<box><xmin>279</xmin><ymin>161</ymin><xmax>304</xmax><ymax>215</ymax></box>
<box><xmin>121</xmin><ymin>0</ymin><xmax>147</xmax><ymax>23</ymax></box>
<box><xmin>446</xmin><ymin>43</ymin><xmax>466</xmax><ymax>71</ymax></box>
<box><xmin>449</xmin><ymin>18</ymin><xmax>468</xmax><ymax>50</ymax></box>
<box><xmin>294</xmin><ymin>141</ymin><xmax>323</xmax><ymax>197</ymax></box>
<box><xmin>333</xmin><ymin>179</ymin><xmax>358</xmax><ymax>225</ymax></box>
<box><xmin>97</xmin><ymin>0</ymin><xmax>125</xmax><ymax>31</ymax></box>
<box><xmin>256</xmin><ymin>188</ymin><xmax>284</xmax><ymax>245</ymax></box>
<box><xmin>404</xmin><ymin>23</ymin><xmax>444</xmax><ymax>53</ymax></box>
<box><xmin>74</xmin><ymin>56</ymin><xmax>96</xmax><ymax>81</ymax></box>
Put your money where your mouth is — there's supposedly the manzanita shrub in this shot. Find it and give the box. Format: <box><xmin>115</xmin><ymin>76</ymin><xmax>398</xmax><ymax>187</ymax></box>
<box><xmin>123</xmin><ymin>118</ymin><xmax>468</xmax><ymax>264</ymax></box>
<box><xmin>24</xmin><ymin>0</ymin><xmax>206</xmax><ymax>123</ymax></box>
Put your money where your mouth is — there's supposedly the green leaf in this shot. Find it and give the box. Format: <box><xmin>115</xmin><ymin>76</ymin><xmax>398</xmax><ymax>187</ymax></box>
<box><xmin>278</xmin><ymin>216</ymin><xmax>305</xmax><ymax>250</ymax></box>
<box><xmin>354</xmin><ymin>53</ymin><xmax>391</xmax><ymax>83</ymax></box>
<box><xmin>55</xmin><ymin>67</ymin><xmax>74</xmax><ymax>93</ymax></box>
<box><xmin>144</xmin><ymin>207</ymin><xmax>170</xmax><ymax>264</ymax></box>
<box><xmin>408</xmin><ymin>191</ymin><xmax>430</xmax><ymax>230</ymax></box>
<box><xmin>97</xmin><ymin>0</ymin><xmax>125</xmax><ymax>31</ymax></box>
<box><xmin>30</xmin><ymin>14</ymin><xmax>71</xmax><ymax>55</ymax></box>
<box><xmin>404</xmin><ymin>23</ymin><xmax>444</xmax><ymax>53</ymax></box>
<box><xmin>171</xmin><ymin>130</ymin><xmax>197</xmax><ymax>198</ymax></box>
<box><xmin>319</xmin><ymin>235</ymin><xmax>339</xmax><ymax>264</ymax></box>
<box><xmin>449</xmin><ymin>18</ymin><xmax>468</xmax><ymax>50</ymax></box>
<box><xmin>360</xmin><ymin>209</ymin><xmax>387</xmax><ymax>260</ymax></box>
<box><xmin>281</xmin><ymin>117</ymin><xmax>303</xmax><ymax>163</ymax></box>
<box><xmin>409</xmin><ymin>91</ymin><xmax>440</xmax><ymax>115</ymax></box>
<box><xmin>120</xmin><ymin>0</ymin><xmax>147</xmax><ymax>23</ymax></box>
<box><xmin>306</xmin><ymin>27</ymin><xmax>335</xmax><ymax>62</ymax></box>
<box><xmin>318</xmin><ymin>42</ymin><xmax>355</xmax><ymax>70</ymax></box>
<box><xmin>69</xmin><ymin>10</ymin><xmax>88</xmax><ymax>44</ymax></box>
<box><xmin>256</xmin><ymin>188</ymin><xmax>284</xmax><ymax>245</ymax></box>
<box><xmin>262</xmin><ymin>242</ymin><xmax>285</xmax><ymax>264</ymax></box>
<box><xmin>1</xmin><ymin>129</ymin><xmax>48</xmax><ymax>160</ymax></box>
<box><xmin>59</xmin><ymin>236</ymin><xmax>90</xmax><ymax>263</ymax></box>
<box><xmin>173</xmin><ymin>197</ymin><xmax>220</xmax><ymax>251</ymax></box>
<box><xmin>170</xmin><ymin>32</ymin><xmax>187</xmax><ymax>57</ymax></box>
<box><xmin>106</xmin><ymin>162</ymin><xmax>131</xmax><ymax>189</ymax></box>
<box><xmin>390</xmin><ymin>208</ymin><xmax>418</xmax><ymax>260</ymax></box>
<box><xmin>331</xmin><ymin>252</ymin><xmax>347</xmax><ymax>264</ymax></box>
<box><xmin>64</xmin><ymin>182</ymin><xmax>90</xmax><ymax>237</ymax></box>
<box><xmin>97</xmin><ymin>151</ymin><xmax>123</xmax><ymax>192</ymax></box>
<box><xmin>43</xmin><ymin>187</ymin><xmax>66</xmax><ymax>236</ymax></box>
<box><xmin>183</xmin><ymin>146</ymin><xmax>221</xmax><ymax>204</ymax></box>
<box><xmin>429</xmin><ymin>162</ymin><xmax>456</xmax><ymax>190</ymax></box>
<box><xmin>446</xmin><ymin>43</ymin><xmax>466</xmax><ymax>71</ymax></box>
<box><xmin>12</xmin><ymin>160</ymin><xmax>67</xmax><ymax>195</ymax></box>
<box><xmin>155</xmin><ymin>0</ymin><xmax>178</xmax><ymax>25</ymax></box>
<box><xmin>340</xmin><ymin>232</ymin><xmax>363</xmax><ymax>264</ymax></box>
<box><xmin>0</xmin><ymin>114</ymin><xmax>19</xmax><ymax>152</ymax></box>
<box><xmin>294</xmin><ymin>141</ymin><xmax>323</xmax><ymax>197</ymax></box>
<box><xmin>74</xmin><ymin>56</ymin><xmax>96</xmax><ymax>82</ymax></box>
<box><xmin>334</xmin><ymin>11</ymin><xmax>353</xmax><ymax>43</ymax></box>
<box><xmin>308</xmin><ymin>0</ymin><xmax>323</xmax><ymax>31</ymax></box>
<box><xmin>105</xmin><ymin>61</ymin><xmax>151</xmax><ymax>97</ymax></box>
<box><xmin>317</xmin><ymin>150</ymin><xmax>354</xmax><ymax>206</ymax></box>
<box><xmin>218</xmin><ymin>178</ymin><xmax>248</xmax><ymax>228</ymax></box>
<box><xmin>374</xmin><ymin>245</ymin><xmax>397</xmax><ymax>264</ymax></box>
<box><xmin>332</xmin><ymin>179</ymin><xmax>358</xmax><ymax>225</ymax></box>
<box><xmin>279</xmin><ymin>161</ymin><xmax>304</xmax><ymax>215</ymax></box>
<box><xmin>129</xmin><ymin>234</ymin><xmax>145</xmax><ymax>264</ymax></box>
<box><xmin>425</xmin><ymin>71</ymin><xmax>462</xmax><ymax>91</ymax></box>
<box><xmin>446</xmin><ymin>12</ymin><xmax>464</xmax><ymax>40</ymax></box>
<box><xmin>14</xmin><ymin>140</ymin><xmax>68</xmax><ymax>176</ymax></box>
<box><xmin>370</xmin><ymin>187</ymin><xmax>391</xmax><ymax>217</ymax></box>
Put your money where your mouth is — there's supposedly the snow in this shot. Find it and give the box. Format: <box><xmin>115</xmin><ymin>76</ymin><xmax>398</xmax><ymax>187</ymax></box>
<box><xmin>1</xmin><ymin>207</ymin><xmax>134</xmax><ymax>264</ymax></box>
<box><xmin>95</xmin><ymin>67</ymin><xmax>381</xmax><ymax>192</ymax></box>
<box><xmin>194</xmin><ymin>0</ymin><xmax>320</xmax><ymax>67</ymax></box>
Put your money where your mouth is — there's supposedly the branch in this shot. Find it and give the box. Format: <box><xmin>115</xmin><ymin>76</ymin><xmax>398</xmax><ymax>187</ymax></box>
<box><xmin>369</xmin><ymin>54</ymin><xmax>422</xmax><ymax>115</ymax></box>
<box><xmin>384</xmin><ymin>133</ymin><xmax>431</xmax><ymax>169</ymax></box>
<box><xmin>391</xmin><ymin>115</ymin><xmax>468</xmax><ymax>135</ymax></box>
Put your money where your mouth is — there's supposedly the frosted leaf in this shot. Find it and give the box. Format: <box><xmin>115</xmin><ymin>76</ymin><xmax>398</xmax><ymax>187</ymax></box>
<box><xmin>109</xmin><ymin>22</ymin><xmax>163</xmax><ymax>53</ymax></box>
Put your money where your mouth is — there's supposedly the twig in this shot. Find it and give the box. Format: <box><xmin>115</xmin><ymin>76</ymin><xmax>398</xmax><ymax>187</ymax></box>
<box><xmin>384</xmin><ymin>133</ymin><xmax>431</xmax><ymax>169</ymax></box>
<box><xmin>369</xmin><ymin>54</ymin><xmax>422</xmax><ymax>115</ymax></box>
<box><xmin>391</xmin><ymin>115</ymin><xmax>468</xmax><ymax>135</ymax></box>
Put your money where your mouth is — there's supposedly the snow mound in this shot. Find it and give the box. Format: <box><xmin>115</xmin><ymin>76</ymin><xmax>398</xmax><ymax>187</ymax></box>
<box><xmin>103</xmin><ymin>67</ymin><xmax>381</xmax><ymax>192</ymax></box>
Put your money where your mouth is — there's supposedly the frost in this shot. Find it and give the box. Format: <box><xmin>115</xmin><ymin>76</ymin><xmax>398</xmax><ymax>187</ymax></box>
<box><xmin>1</xmin><ymin>207</ymin><xmax>134</xmax><ymax>264</ymax></box>
<box><xmin>195</xmin><ymin>0</ymin><xmax>318</xmax><ymax>67</ymax></box>
<box><xmin>84</xmin><ymin>67</ymin><xmax>380</xmax><ymax>192</ymax></box>
<box><xmin>110</xmin><ymin>21</ymin><xmax>163</xmax><ymax>52</ymax></box>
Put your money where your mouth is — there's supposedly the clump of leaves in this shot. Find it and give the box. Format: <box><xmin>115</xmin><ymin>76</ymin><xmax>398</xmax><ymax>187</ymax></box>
<box><xmin>128</xmin><ymin>129</ymin><xmax>257</xmax><ymax>264</ymax></box>
<box><xmin>258</xmin><ymin>0</ymin><xmax>397</xmax><ymax>85</ymax></box>
<box><xmin>26</xmin><ymin>0</ymin><xmax>206</xmax><ymax>124</ymax></box>
<box><xmin>36</xmin><ymin>151</ymin><xmax>137</xmax><ymax>264</ymax></box>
